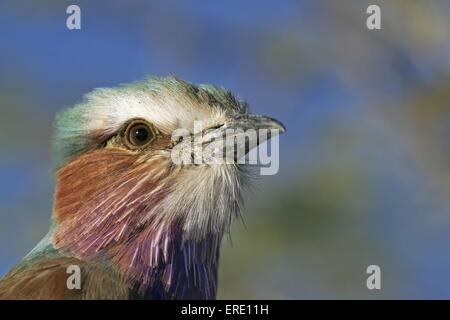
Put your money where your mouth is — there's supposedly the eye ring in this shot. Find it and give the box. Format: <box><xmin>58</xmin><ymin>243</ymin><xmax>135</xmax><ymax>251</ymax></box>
<box><xmin>123</xmin><ymin>119</ymin><xmax>156</xmax><ymax>149</ymax></box>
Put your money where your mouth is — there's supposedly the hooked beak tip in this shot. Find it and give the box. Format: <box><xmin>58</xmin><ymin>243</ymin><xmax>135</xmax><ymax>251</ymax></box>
<box><xmin>246</xmin><ymin>115</ymin><xmax>286</xmax><ymax>134</ymax></box>
<box><xmin>270</xmin><ymin>118</ymin><xmax>286</xmax><ymax>134</ymax></box>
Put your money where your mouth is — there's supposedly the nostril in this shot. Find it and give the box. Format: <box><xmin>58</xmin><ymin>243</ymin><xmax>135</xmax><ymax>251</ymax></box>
<box><xmin>201</xmin><ymin>124</ymin><xmax>224</xmax><ymax>136</ymax></box>
<box><xmin>210</xmin><ymin>124</ymin><xmax>224</xmax><ymax>130</ymax></box>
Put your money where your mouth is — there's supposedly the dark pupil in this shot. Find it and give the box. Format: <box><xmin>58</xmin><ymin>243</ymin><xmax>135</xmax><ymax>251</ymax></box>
<box><xmin>134</xmin><ymin>127</ymin><xmax>149</xmax><ymax>142</ymax></box>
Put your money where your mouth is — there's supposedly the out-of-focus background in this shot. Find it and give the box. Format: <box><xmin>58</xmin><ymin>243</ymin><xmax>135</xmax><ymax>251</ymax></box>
<box><xmin>1</xmin><ymin>0</ymin><xmax>450</xmax><ymax>299</ymax></box>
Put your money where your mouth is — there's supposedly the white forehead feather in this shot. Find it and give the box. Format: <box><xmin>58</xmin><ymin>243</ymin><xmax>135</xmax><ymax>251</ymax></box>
<box><xmin>84</xmin><ymin>84</ymin><xmax>227</xmax><ymax>135</ymax></box>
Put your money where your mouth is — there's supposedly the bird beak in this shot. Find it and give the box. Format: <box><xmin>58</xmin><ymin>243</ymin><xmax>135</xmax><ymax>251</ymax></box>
<box><xmin>172</xmin><ymin>114</ymin><xmax>285</xmax><ymax>165</ymax></box>
<box><xmin>220</xmin><ymin>114</ymin><xmax>285</xmax><ymax>147</ymax></box>
<box><xmin>199</xmin><ymin>114</ymin><xmax>285</xmax><ymax>163</ymax></box>
<box><xmin>226</xmin><ymin>114</ymin><xmax>286</xmax><ymax>135</ymax></box>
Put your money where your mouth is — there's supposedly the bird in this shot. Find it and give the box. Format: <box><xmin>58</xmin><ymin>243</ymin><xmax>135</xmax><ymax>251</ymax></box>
<box><xmin>0</xmin><ymin>76</ymin><xmax>284</xmax><ymax>299</ymax></box>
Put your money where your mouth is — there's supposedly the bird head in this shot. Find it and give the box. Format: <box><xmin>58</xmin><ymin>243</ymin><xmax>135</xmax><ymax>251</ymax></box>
<box><xmin>51</xmin><ymin>76</ymin><xmax>284</xmax><ymax>259</ymax></box>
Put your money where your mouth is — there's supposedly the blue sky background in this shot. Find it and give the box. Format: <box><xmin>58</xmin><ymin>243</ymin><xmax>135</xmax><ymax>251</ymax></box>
<box><xmin>1</xmin><ymin>0</ymin><xmax>450</xmax><ymax>298</ymax></box>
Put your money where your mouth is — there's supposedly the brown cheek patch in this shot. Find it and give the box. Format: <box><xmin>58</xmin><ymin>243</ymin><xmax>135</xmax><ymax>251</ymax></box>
<box><xmin>53</xmin><ymin>148</ymin><xmax>173</xmax><ymax>258</ymax></box>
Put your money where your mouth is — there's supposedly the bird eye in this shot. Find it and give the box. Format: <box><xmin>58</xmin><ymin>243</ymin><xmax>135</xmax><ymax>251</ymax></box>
<box><xmin>124</xmin><ymin>121</ymin><xmax>155</xmax><ymax>148</ymax></box>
